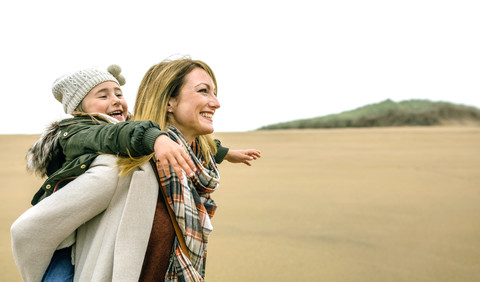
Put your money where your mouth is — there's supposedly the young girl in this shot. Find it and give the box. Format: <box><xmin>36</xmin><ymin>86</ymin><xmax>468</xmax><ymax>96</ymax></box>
<box><xmin>26</xmin><ymin>64</ymin><xmax>260</xmax><ymax>281</ymax></box>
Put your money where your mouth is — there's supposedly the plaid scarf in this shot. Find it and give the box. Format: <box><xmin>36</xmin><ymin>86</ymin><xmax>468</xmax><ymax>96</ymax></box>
<box><xmin>162</xmin><ymin>126</ymin><xmax>220</xmax><ymax>281</ymax></box>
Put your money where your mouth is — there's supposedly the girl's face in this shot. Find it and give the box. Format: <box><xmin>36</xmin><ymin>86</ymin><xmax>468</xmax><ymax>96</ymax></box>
<box><xmin>81</xmin><ymin>81</ymin><xmax>128</xmax><ymax>121</ymax></box>
<box><xmin>168</xmin><ymin>67</ymin><xmax>220</xmax><ymax>143</ymax></box>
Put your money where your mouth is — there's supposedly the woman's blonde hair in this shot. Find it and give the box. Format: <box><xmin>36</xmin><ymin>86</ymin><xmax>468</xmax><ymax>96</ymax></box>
<box><xmin>118</xmin><ymin>58</ymin><xmax>218</xmax><ymax>176</ymax></box>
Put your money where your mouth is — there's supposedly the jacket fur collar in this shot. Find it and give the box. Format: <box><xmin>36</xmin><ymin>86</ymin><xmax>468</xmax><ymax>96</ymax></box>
<box><xmin>26</xmin><ymin>113</ymin><xmax>118</xmax><ymax>177</ymax></box>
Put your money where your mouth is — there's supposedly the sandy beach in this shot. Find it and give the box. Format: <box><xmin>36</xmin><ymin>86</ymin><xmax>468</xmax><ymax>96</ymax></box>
<box><xmin>2</xmin><ymin>127</ymin><xmax>479</xmax><ymax>281</ymax></box>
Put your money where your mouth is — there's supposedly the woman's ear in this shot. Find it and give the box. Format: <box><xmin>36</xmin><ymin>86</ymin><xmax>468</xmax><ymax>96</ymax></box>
<box><xmin>168</xmin><ymin>97</ymin><xmax>178</xmax><ymax>111</ymax></box>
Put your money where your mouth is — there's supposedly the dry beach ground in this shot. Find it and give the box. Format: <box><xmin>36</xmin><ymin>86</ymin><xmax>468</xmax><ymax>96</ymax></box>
<box><xmin>1</xmin><ymin>127</ymin><xmax>479</xmax><ymax>281</ymax></box>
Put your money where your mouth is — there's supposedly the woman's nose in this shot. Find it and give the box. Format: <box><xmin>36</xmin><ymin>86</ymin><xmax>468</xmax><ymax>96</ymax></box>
<box><xmin>209</xmin><ymin>95</ymin><xmax>220</xmax><ymax>109</ymax></box>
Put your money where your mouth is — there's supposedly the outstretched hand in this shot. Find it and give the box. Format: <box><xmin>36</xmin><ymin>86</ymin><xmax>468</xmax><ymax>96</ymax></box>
<box><xmin>224</xmin><ymin>149</ymin><xmax>261</xmax><ymax>166</ymax></box>
<box><xmin>154</xmin><ymin>135</ymin><xmax>196</xmax><ymax>178</ymax></box>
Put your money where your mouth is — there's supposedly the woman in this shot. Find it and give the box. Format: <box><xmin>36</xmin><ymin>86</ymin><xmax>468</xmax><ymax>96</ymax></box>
<box><xmin>12</xmin><ymin>58</ymin><xmax>222</xmax><ymax>281</ymax></box>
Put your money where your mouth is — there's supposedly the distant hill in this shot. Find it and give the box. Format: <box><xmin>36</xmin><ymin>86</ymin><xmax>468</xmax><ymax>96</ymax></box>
<box><xmin>259</xmin><ymin>99</ymin><xmax>480</xmax><ymax>130</ymax></box>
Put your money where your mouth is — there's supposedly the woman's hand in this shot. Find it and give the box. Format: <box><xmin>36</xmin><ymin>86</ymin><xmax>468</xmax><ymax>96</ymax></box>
<box><xmin>224</xmin><ymin>149</ymin><xmax>261</xmax><ymax>166</ymax></box>
<box><xmin>154</xmin><ymin>135</ymin><xmax>196</xmax><ymax>178</ymax></box>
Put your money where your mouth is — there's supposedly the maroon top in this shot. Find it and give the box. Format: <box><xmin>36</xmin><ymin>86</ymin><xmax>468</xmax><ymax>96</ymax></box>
<box><xmin>139</xmin><ymin>190</ymin><xmax>176</xmax><ymax>281</ymax></box>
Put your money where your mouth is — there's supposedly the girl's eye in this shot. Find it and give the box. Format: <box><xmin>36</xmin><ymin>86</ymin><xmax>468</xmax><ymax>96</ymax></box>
<box><xmin>116</xmin><ymin>93</ymin><xmax>123</xmax><ymax>98</ymax></box>
<box><xmin>99</xmin><ymin>95</ymin><xmax>107</xmax><ymax>99</ymax></box>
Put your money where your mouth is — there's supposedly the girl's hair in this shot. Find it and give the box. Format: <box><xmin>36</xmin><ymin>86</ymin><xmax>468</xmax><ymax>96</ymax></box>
<box><xmin>75</xmin><ymin>103</ymin><xmax>85</xmax><ymax>113</ymax></box>
<box><xmin>118</xmin><ymin>58</ymin><xmax>218</xmax><ymax>176</ymax></box>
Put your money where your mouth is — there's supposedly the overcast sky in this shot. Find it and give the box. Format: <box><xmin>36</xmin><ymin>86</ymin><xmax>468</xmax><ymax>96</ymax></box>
<box><xmin>1</xmin><ymin>0</ymin><xmax>479</xmax><ymax>134</ymax></box>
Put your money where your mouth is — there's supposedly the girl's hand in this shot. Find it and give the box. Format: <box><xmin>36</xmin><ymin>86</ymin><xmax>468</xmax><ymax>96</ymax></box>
<box><xmin>154</xmin><ymin>135</ymin><xmax>196</xmax><ymax>178</ymax></box>
<box><xmin>224</xmin><ymin>149</ymin><xmax>261</xmax><ymax>166</ymax></box>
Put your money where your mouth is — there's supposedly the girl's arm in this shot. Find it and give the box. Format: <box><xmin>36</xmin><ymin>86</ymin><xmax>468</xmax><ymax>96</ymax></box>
<box><xmin>214</xmin><ymin>139</ymin><xmax>229</xmax><ymax>163</ymax></box>
<box><xmin>61</xmin><ymin>119</ymin><xmax>237</xmax><ymax>177</ymax></box>
<box><xmin>213</xmin><ymin>139</ymin><xmax>261</xmax><ymax>166</ymax></box>
<box><xmin>224</xmin><ymin>149</ymin><xmax>262</xmax><ymax>166</ymax></box>
<box><xmin>60</xmin><ymin>120</ymin><xmax>196</xmax><ymax>177</ymax></box>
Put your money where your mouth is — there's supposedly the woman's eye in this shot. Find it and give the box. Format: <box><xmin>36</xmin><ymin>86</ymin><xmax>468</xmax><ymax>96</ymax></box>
<box><xmin>199</xmin><ymin>89</ymin><xmax>209</xmax><ymax>95</ymax></box>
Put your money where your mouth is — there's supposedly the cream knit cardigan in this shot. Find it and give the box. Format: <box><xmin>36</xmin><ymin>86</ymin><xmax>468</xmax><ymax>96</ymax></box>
<box><xmin>11</xmin><ymin>155</ymin><xmax>159</xmax><ymax>282</ymax></box>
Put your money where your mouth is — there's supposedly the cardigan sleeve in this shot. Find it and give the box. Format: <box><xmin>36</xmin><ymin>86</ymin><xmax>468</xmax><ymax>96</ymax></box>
<box><xmin>11</xmin><ymin>155</ymin><xmax>120</xmax><ymax>282</ymax></box>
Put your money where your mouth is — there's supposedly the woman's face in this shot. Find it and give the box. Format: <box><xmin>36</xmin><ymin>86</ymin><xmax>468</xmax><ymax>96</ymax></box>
<box><xmin>168</xmin><ymin>67</ymin><xmax>220</xmax><ymax>143</ymax></box>
<box><xmin>81</xmin><ymin>81</ymin><xmax>128</xmax><ymax>121</ymax></box>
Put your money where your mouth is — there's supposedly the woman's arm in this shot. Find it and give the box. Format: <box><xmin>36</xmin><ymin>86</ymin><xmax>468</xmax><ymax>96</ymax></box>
<box><xmin>11</xmin><ymin>155</ymin><xmax>120</xmax><ymax>282</ymax></box>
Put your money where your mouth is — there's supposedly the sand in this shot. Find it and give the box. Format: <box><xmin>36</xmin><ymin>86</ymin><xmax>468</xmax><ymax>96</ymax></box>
<box><xmin>1</xmin><ymin>127</ymin><xmax>480</xmax><ymax>281</ymax></box>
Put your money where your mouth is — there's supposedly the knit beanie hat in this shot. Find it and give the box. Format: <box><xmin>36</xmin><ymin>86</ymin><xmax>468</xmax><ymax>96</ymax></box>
<box><xmin>52</xmin><ymin>64</ymin><xmax>126</xmax><ymax>114</ymax></box>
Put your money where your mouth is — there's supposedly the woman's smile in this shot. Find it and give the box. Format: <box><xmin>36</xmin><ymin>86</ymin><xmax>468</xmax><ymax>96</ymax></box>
<box><xmin>200</xmin><ymin>111</ymin><xmax>214</xmax><ymax>120</ymax></box>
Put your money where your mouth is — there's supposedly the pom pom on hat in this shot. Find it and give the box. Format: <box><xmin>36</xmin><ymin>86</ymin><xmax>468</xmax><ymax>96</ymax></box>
<box><xmin>116</xmin><ymin>75</ymin><xmax>126</xmax><ymax>86</ymax></box>
<box><xmin>107</xmin><ymin>64</ymin><xmax>121</xmax><ymax>76</ymax></box>
<box><xmin>52</xmin><ymin>64</ymin><xmax>126</xmax><ymax>114</ymax></box>
<box><xmin>108</xmin><ymin>64</ymin><xmax>126</xmax><ymax>86</ymax></box>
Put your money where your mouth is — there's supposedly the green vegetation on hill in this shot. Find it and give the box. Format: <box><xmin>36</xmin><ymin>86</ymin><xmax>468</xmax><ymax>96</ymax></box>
<box><xmin>259</xmin><ymin>99</ymin><xmax>480</xmax><ymax>130</ymax></box>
